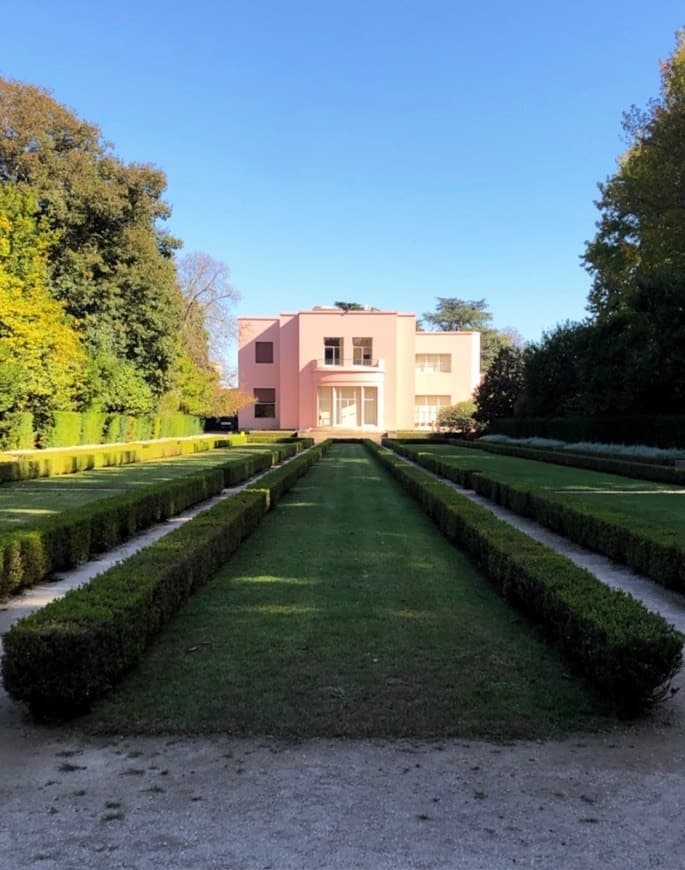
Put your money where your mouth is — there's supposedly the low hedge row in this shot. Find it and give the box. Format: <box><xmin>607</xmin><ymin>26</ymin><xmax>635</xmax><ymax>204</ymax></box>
<box><xmin>367</xmin><ymin>442</ymin><xmax>683</xmax><ymax>715</ymax></box>
<box><xmin>0</xmin><ymin>444</ymin><xmax>298</xmax><ymax>599</ymax></box>
<box><xmin>386</xmin><ymin>440</ymin><xmax>685</xmax><ymax>594</ymax></box>
<box><xmin>488</xmin><ymin>415</ymin><xmax>685</xmax><ymax>448</ymax></box>
<box><xmin>245</xmin><ymin>431</ymin><xmax>299</xmax><ymax>443</ymax></box>
<box><xmin>458</xmin><ymin>439</ymin><xmax>685</xmax><ymax>486</ymax></box>
<box><xmin>0</xmin><ymin>434</ymin><xmax>248</xmax><ymax>484</ymax></box>
<box><xmin>1</xmin><ymin>439</ymin><xmax>330</xmax><ymax>715</ymax></box>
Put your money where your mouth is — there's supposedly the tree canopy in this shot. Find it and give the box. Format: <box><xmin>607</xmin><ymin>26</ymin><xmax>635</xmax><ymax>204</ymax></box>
<box><xmin>0</xmin><ymin>77</ymin><xmax>244</xmax><ymax>434</ymax></box>
<box><xmin>0</xmin><ymin>187</ymin><xmax>85</xmax><ymax>421</ymax></box>
<box><xmin>473</xmin><ymin>345</ymin><xmax>525</xmax><ymax>423</ymax></box>
<box><xmin>421</xmin><ymin>297</ymin><xmax>510</xmax><ymax>371</ymax></box>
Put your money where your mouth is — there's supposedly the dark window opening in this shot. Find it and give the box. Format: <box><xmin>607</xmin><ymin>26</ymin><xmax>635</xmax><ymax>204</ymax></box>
<box><xmin>255</xmin><ymin>341</ymin><xmax>274</xmax><ymax>363</ymax></box>
<box><xmin>254</xmin><ymin>387</ymin><xmax>276</xmax><ymax>418</ymax></box>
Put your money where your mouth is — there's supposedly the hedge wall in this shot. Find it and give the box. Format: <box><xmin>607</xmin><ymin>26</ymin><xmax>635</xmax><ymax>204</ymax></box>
<box><xmin>0</xmin><ymin>410</ymin><xmax>205</xmax><ymax>451</ymax></box>
<box><xmin>1</xmin><ymin>440</ymin><xmax>331</xmax><ymax>716</ymax></box>
<box><xmin>367</xmin><ymin>441</ymin><xmax>683</xmax><ymax>715</ymax></box>
<box><xmin>489</xmin><ymin>416</ymin><xmax>685</xmax><ymax>448</ymax></box>
<box><xmin>0</xmin><ymin>412</ymin><xmax>34</xmax><ymax>451</ymax></box>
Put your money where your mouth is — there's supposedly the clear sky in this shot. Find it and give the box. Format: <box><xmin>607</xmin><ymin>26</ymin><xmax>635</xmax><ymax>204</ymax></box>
<box><xmin>2</xmin><ymin>1</ymin><xmax>684</xmax><ymax>344</ymax></box>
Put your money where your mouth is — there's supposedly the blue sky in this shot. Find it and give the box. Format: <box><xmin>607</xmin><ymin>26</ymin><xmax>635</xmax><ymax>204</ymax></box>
<box><xmin>2</xmin><ymin>1</ymin><xmax>684</xmax><ymax>343</ymax></box>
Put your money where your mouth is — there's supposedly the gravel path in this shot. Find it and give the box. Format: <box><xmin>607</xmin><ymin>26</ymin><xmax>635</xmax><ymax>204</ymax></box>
<box><xmin>2</xmin><ymin>451</ymin><xmax>685</xmax><ymax>868</ymax></box>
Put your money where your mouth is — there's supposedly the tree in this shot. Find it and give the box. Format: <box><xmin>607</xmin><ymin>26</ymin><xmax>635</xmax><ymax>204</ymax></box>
<box><xmin>177</xmin><ymin>252</ymin><xmax>239</xmax><ymax>377</ymax></box>
<box><xmin>519</xmin><ymin>322</ymin><xmax>588</xmax><ymax>418</ymax></box>
<box><xmin>437</xmin><ymin>400</ymin><xmax>480</xmax><ymax>436</ymax></box>
<box><xmin>0</xmin><ymin>187</ymin><xmax>85</xmax><ymax>421</ymax></box>
<box><xmin>583</xmin><ymin>33</ymin><xmax>685</xmax><ymax>320</ymax></box>
<box><xmin>421</xmin><ymin>297</ymin><xmax>508</xmax><ymax>370</ymax></box>
<box><xmin>576</xmin><ymin>31</ymin><xmax>685</xmax><ymax>416</ymax></box>
<box><xmin>334</xmin><ymin>301</ymin><xmax>365</xmax><ymax>311</ymax></box>
<box><xmin>473</xmin><ymin>346</ymin><xmax>525</xmax><ymax>423</ymax></box>
<box><xmin>0</xmin><ymin>77</ymin><xmax>183</xmax><ymax>399</ymax></box>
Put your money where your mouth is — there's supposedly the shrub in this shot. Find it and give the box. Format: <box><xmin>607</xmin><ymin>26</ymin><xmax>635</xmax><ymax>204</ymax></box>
<box><xmin>1</xmin><ymin>439</ymin><xmax>331</xmax><ymax>715</ymax></box>
<box><xmin>79</xmin><ymin>412</ymin><xmax>107</xmax><ymax>446</ymax></box>
<box><xmin>41</xmin><ymin>412</ymin><xmax>83</xmax><ymax>448</ymax></box>
<box><xmin>0</xmin><ymin>411</ymin><xmax>34</xmax><ymax>450</ymax></box>
<box><xmin>489</xmin><ymin>415</ymin><xmax>685</xmax><ymax>449</ymax></box>
<box><xmin>0</xmin><ymin>444</ymin><xmax>271</xmax><ymax>596</ymax></box>
<box><xmin>437</xmin><ymin>401</ymin><xmax>481</xmax><ymax>436</ymax></box>
<box><xmin>385</xmin><ymin>440</ymin><xmax>685</xmax><ymax>592</ymax></box>
<box><xmin>367</xmin><ymin>441</ymin><xmax>683</xmax><ymax>714</ymax></box>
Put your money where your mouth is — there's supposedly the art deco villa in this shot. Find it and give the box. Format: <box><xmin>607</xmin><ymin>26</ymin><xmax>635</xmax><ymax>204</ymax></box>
<box><xmin>238</xmin><ymin>307</ymin><xmax>481</xmax><ymax>433</ymax></box>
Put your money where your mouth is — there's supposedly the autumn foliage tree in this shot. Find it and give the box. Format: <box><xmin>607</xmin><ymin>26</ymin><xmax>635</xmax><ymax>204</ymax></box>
<box><xmin>0</xmin><ymin>76</ymin><xmax>183</xmax><ymax>405</ymax></box>
<box><xmin>0</xmin><ymin>77</ymin><xmax>249</xmax><ymax>440</ymax></box>
<box><xmin>0</xmin><ymin>188</ymin><xmax>85</xmax><ymax>433</ymax></box>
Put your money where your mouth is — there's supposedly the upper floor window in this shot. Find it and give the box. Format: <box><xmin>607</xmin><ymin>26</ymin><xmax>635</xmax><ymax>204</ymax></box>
<box><xmin>254</xmin><ymin>387</ymin><xmax>276</xmax><ymax>418</ymax></box>
<box><xmin>353</xmin><ymin>337</ymin><xmax>373</xmax><ymax>366</ymax></box>
<box><xmin>324</xmin><ymin>337</ymin><xmax>343</xmax><ymax>366</ymax></box>
<box><xmin>415</xmin><ymin>353</ymin><xmax>451</xmax><ymax>373</ymax></box>
<box><xmin>255</xmin><ymin>341</ymin><xmax>274</xmax><ymax>364</ymax></box>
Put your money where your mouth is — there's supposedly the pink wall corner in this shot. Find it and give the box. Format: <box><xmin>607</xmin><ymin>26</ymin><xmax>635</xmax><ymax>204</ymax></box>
<box><xmin>278</xmin><ymin>314</ymin><xmax>299</xmax><ymax>429</ymax></box>
<box><xmin>238</xmin><ymin>317</ymin><xmax>279</xmax><ymax>429</ymax></box>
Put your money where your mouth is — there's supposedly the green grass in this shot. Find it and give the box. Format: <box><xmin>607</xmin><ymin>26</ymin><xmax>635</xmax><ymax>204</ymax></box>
<box><xmin>407</xmin><ymin>444</ymin><xmax>685</xmax><ymax>536</ymax></box>
<box><xmin>0</xmin><ymin>446</ymin><xmax>277</xmax><ymax>532</ymax></box>
<box><xmin>83</xmin><ymin>443</ymin><xmax>612</xmax><ymax>739</ymax></box>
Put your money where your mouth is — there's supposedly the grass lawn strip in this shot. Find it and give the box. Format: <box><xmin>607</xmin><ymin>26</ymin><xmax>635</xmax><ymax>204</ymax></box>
<box><xmin>84</xmin><ymin>442</ymin><xmax>612</xmax><ymax>739</ymax></box>
<box><xmin>388</xmin><ymin>441</ymin><xmax>685</xmax><ymax>591</ymax></box>
<box><xmin>0</xmin><ymin>444</ymin><xmax>303</xmax><ymax>598</ymax></box>
<box><xmin>0</xmin><ymin>446</ymin><xmax>280</xmax><ymax>532</ymax></box>
<box><xmin>2</xmin><ymin>443</ymin><xmax>328</xmax><ymax>713</ymax></box>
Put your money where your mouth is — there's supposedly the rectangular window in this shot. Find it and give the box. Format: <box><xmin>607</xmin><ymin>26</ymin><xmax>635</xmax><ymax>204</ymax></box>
<box><xmin>254</xmin><ymin>388</ymin><xmax>276</xmax><ymax>418</ymax></box>
<box><xmin>414</xmin><ymin>395</ymin><xmax>450</xmax><ymax>428</ymax></box>
<box><xmin>353</xmin><ymin>337</ymin><xmax>373</xmax><ymax>366</ymax></box>
<box><xmin>255</xmin><ymin>341</ymin><xmax>274</xmax><ymax>363</ymax></box>
<box><xmin>415</xmin><ymin>353</ymin><xmax>451</xmax><ymax>373</ymax></box>
<box><xmin>324</xmin><ymin>337</ymin><xmax>343</xmax><ymax>366</ymax></box>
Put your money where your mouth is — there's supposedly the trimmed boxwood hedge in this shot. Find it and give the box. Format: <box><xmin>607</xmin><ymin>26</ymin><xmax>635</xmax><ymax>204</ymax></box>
<box><xmin>386</xmin><ymin>440</ymin><xmax>685</xmax><ymax>594</ymax></box>
<box><xmin>367</xmin><ymin>441</ymin><xmax>683</xmax><ymax>715</ymax></box>
<box><xmin>456</xmin><ymin>438</ymin><xmax>685</xmax><ymax>486</ymax></box>
<box><xmin>0</xmin><ymin>443</ymin><xmax>303</xmax><ymax>599</ymax></box>
<box><xmin>1</xmin><ymin>440</ymin><xmax>331</xmax><ymax>716</ymax></box>
<box><xmin>0</xmin><ymin>433</ymin><xmax>248</xmax><ymax>485</ymax></box>
<box><xmin>488</xmin><ymin>415</ymin><xmax>685</xmax><ymax>448</ymax></box>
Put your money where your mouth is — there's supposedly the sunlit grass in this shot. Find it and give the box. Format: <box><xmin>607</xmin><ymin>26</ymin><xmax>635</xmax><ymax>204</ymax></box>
<box><xmin>414</xmin><ymin>444</ymin><xmax>685</xmax><ymax>534</ymax></box>
<box><xmin>0</xmin><ymin>447</ymin><xmax>277</xmax><ymax>531</ymax></box>
<box><xmin>84</xmin><ymin>444</ymin><xmax>613</xmax><ymax>739</ymax></box>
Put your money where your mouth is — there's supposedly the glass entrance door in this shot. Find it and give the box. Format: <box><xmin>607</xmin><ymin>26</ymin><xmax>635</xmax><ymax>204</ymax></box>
<box><xmin>336</xmin><ymin>387</ymin><xmax>358</xmax><ymax>427</ymax></box>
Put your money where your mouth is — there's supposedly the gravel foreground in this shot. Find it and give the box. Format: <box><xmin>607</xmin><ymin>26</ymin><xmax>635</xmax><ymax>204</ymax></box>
<box><xmin>3</xmin><ymin>716</ymin><xmax>685</xmax><ymax>870</ymax></box>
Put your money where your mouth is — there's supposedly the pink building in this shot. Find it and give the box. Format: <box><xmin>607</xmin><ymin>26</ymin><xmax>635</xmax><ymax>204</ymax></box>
<box><xmin>238</xmin><ymin>307</ymin><xmax>481</xmax><ymax>432</ymax></box>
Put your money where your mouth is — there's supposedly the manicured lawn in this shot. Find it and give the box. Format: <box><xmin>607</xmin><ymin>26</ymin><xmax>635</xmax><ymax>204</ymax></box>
<box><xmin>83</xmin><ymin>443</ymin><xmax>612</xmax><ymax>738</ymax></box>
<box><xmin>408</xmin><ymin>444</ymin><xmax>685</xmax><ymax>537</ymax></box>
<box><xmin>0</xmin><ymin>446</ymin><xmax>276</xmax><ymax>531</ymax></box>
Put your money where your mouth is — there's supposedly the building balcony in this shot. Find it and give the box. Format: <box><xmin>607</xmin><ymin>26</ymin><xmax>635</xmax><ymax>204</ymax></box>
<box><xmin>315</xmin><ymin>357</ymin><xmax>384</xmax><ymax>370</ymax></box>
<box><xmin>310</xmin><ymin>358</ymin><xmax>385</xmax><ymax>388</ymax></box>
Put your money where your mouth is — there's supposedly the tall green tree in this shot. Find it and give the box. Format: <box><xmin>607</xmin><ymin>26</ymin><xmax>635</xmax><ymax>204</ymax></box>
<box><xmin>421</xmin><ymin>297</ymin><xmax>508</xmax><ymax>370</ymax></box>
<box><xmin>473</xmin><ymin>345</ymin><xmax>525</xmax><ymax>423</ymax></box>
<box><xmin>519</xmin><ymin>322</ymin><xmax>587</xmax><ymax>418</ymax></box>
<box><xmin>0</xmin><ymin>77</ymin><xmax>183</xmax><ymax>398</ymax></box>
<box><xmin>580</xmin><ymin>31</ymin><xmax>685</xmax><ymax>414</ymax></box>
<box><xmin>583</xmin><ymin>30</ymin><xmax>685</xmax><ymax>318</ymax></box>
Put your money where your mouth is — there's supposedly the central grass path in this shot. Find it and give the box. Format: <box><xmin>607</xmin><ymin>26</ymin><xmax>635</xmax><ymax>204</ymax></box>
<box><xmin>84</xmin><ymin>443</ymin><xmax>612</xmax><ymax>738</ymax></box>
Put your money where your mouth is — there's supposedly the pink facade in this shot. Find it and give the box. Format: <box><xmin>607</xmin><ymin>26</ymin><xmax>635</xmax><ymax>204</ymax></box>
<box><xmin>238</xmin><ymin>308</ymin><xmax>480</xmax><ymax>432</ymax></box>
